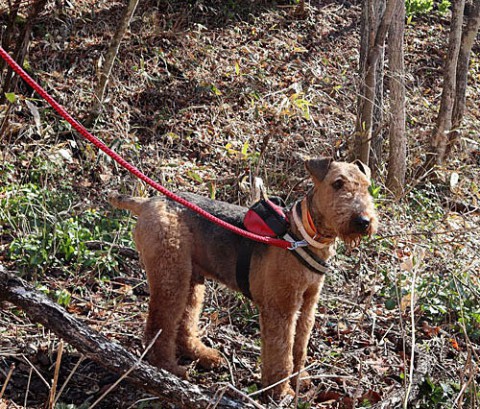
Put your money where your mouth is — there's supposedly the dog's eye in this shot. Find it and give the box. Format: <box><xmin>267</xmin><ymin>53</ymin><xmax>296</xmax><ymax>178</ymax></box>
<box><xmin>332</xmin><ymin>179</ymin><xmax>344</xmax><ymax>190</ymax></box>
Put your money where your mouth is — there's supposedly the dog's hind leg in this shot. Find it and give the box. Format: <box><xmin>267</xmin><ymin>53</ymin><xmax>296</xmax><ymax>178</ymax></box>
<box><xmin>176</xmin><ymin>273</ymin><xmax>224</xmax><ymax>369</ymax></box>
<box><xmin>135</xmin><ymin>211</ymin><xmax>192</xmax><ymax>378</ymax></box>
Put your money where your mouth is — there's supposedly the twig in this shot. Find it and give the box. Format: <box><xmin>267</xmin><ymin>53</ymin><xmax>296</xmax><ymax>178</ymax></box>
<box><xmin>84</xmin><ymin>241</ymin><xmax>138</xmax><ymax>259</ymax></box>
<box><xmin>21</xmin><ymin>354</ymin><xmax>50</xmax><ymax>389</ymax></box>
<box><xmin>223</xmin><ymin>351</ymin><xmax>236</xmax><ymax>385</ymax></box>
<box><xmin>453</xmin><ymin>348</ymin><xmax>475</xmax><ymax>407</ymax></box>
<box><xmin>54</xmin><ymin>353</ymin><xmax>84</xmax><ymax>406</ymax></box>
<box><xmin>24</xmin><ymin>367</ymin><xmax>33</xmax><ymax>408</ymax></box>
<box><xmin>88</xmin><ymin>328</ymin><xmax>163</xmax><ymax>409</ymax></box>
<box><xmin>403</xmin><ymin>262</ymin><xmax>418</xmax><ymax>408</ymax></box>
<box><xmin>248</xmin><ymin>362</ymin><xmax>316</xmax><ymax>398</ymax></box>
<box><xmin>208</xmin><ymin>386</ymin><xmax>228</xmax><ymax>409</ymax></box>
<box><xmin>452</xmin><ymin>276</ymin><xmax>479</xmax><ymax>407</ymax></box>
<box><xmin>307</xmin><ymin>374</ymin><xmax>356</xmax><ymax>380</ymax></box>
<box><xmin>86</xmin><ymin>0</ymin><xmax>140</xmax><ymax>125</ymax></box>
<box><xmin>126</xmin><ymin>397</ymin><xmax>159</xmax><ymax>409</ymax></box>
<box><xmin>394</xmin><ymin>280</ymin><xmax>407</xmax><ymax>390</ymax></box>
<box><xmin>224</xmin><ymin>384</ymin><xmax>265</xmax><ymax>409</ymax></box>
<box><xmin>0</xmin><ymin>363</ymin><xmax>15</xmax><ymax>399</ymax></box>
<box><xmin>48</xmin><ymin>340</ymin><xmax>64</xmax><ymax>409</ymax></box>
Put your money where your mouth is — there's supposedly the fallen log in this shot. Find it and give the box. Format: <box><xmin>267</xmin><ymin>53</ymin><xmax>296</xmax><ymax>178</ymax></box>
<box><xmin>0</xmin><ymin>267</ymin><xmax>255</xmax><ymax>409</ymax></box>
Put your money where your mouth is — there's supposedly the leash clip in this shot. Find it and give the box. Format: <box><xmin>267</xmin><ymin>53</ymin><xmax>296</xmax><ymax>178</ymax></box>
<box><xmin>287</xmin><ymin>240</ymin><xmax>308</xmax><ymax>250</ymax></box>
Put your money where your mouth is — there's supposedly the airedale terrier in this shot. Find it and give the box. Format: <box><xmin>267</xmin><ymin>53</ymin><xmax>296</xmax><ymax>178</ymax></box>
<box><xmin>109</xmin><ymin>158</ymin><xmax>378</xmax><ymax>398</ymax></box>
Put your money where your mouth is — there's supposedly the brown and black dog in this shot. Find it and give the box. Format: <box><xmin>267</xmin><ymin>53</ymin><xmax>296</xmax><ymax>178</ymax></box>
<box><xmin>109</xmin><ymin>158</ymin><xmax>378</xmax><ymax>398</ymax></box>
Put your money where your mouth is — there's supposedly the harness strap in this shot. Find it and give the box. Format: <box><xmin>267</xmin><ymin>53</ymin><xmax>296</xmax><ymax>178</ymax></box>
<box><xmin>235</xmin><ymin>199</ymin><xmax>332</xmax><ymax>297</ymax></box>
<box><xmin>235</xmin><ymin>232</ymin><xmax>331</xmax><ymax>299</ymax></box>
<box><xmin>236</xmin><ymin>241</ymin><xmax>254</xmax><ymax>299</ymax></box>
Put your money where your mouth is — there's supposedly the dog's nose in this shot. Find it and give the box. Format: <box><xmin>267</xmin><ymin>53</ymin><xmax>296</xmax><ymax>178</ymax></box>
<box><xmin>352</xmin><ymin>215</ymin><xmax>370</xmax><ymax>233</ymax></box>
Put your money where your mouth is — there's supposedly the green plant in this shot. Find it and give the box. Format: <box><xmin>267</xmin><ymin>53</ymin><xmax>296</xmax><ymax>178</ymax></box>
<box><xmin>407</xmin><ymin>186</ymin><xmax>444</xmax><ymax>222</ymax></box>
<box><xmin>416</xmin><ymin>264</ymin><xmax>480</xmax><ymax>341</ymax></box>
<box><xmin>290</xmin><ymin>92</ymin><xmax>312</xmax><ymax>120</ymax></box>
<box><xmin>369</xmin><ymin>179</ymin><xmax>381</xmax><ymax>199</ymax></box>
<box><xmin>224</xmin><ymin>142</ymin><xmax>260</xmax><ymax>165</ymax></box>
<box><xmin>406</xmin><ymin>0</ymin><xmax>433</xmax><ymax>16</ymax></box>
<box><xmin>438</xmin><ymin>0</ymin><xmax>451</xmax><ymax>14</ymax></box>
<box><xmin>1</xmin><ymin>183</ymin><xmax>131</xmax><ymax>276</ymax></box>
<box><xmin>406</xmin><ymin>0</ymin><xmax>451</xmax><ymax>18</ymax></box>
<box><xmin>418</xmin><ymin>377</ymin><xmax>459</xmax><ymax>407</ymax></box>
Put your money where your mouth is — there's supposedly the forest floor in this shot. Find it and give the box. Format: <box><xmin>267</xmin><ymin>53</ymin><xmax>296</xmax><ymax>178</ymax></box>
<box><xmin>0</xmin><ymin>0</ymin><xmax>479</xmax><ymax>408</ymax></box>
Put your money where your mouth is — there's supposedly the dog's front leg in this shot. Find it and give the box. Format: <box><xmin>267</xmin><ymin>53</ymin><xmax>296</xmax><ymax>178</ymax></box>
<box><xmin>259</xmin><ymin>307</ymin><xmax>298</xmax><ymax>398</ymax></box>
<box><xmin>292</xmin><ymin>282</ymin><xmax>323</xmax><ymax>391</ymax></box>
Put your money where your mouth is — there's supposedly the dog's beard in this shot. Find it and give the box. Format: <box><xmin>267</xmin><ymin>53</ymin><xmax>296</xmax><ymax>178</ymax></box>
<box><xmin>339</xmin><ymin>223</ymin><xmax>376</xmax><ymax>248</ymax></box>
<box><xmin>342</xmin><ymin>234</ymin><xmax>363</xmax><ymax>248</ymax></box>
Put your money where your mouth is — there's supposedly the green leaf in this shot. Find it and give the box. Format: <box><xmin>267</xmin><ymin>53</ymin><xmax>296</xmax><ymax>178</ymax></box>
<box><xmin>208</xmin><ymin>182</ymin><xmax>216</xmax><ymax>200</ymax></box>
<box><xmin>5</xmin><ymin>92</ymin><xmax>16</xmax><ymax>103</ymax></box>
<box><xmin>187</xmin><ymin>170</ymin><xmax>203</xmax><ymax>183</ymax></box>
<box><xmin>385</xmin><ymin>298</ymin><xmax>397</xmax><ymax>310</ymax></box>
<box><xmin>210</xmin><ymin>84</ymin><xmax>222</xmax><ymax>96</ymax></box>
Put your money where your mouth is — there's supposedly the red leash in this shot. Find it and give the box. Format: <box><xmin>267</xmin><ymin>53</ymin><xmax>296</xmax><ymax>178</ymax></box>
<box><xmin>0</xmin><ymin>46</ymin><xmax>292</xmax><ymax>249</ymax></box>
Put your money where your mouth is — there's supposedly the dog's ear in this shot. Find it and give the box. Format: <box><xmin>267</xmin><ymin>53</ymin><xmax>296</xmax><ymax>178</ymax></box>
<box><xmin>305</xmin><ymin>158</ymin><xmax>333</xmax><ymax>182</ymax></box>
<box><xmin>352</xmin><ymin>159</ymin><xmax>372</xmax><ymax>180</ymax></box>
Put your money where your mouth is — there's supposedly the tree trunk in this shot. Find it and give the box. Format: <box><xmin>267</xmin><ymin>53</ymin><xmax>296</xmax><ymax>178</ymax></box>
<box><xmin>0</xmin><ymin>0</ymin><xmax>48</xmax><ymax>103</ymax></box>
<box><xmin>354</xmin><ymin>0</ymin><xmax>397</xmax><ymax>165</ymax></box>
<box><xmin>369</xmin><ymin>0</ymin><xmax>386</xmax><ymax>176</ymax></box>
<box><xmin>0</xmin><ymin>268</ymin><xmax>255</xmax><ymax>409</ymax></box>
<box><xmin>85</xmin><ymin>0</ymin><xmax>141</xmax><ymax>126</ymax></box>
<box><xmin>0</xmin><ymin>0</ymin><xmax>22</xmax><ymax>71</ymax></box>
<box><xmin>369</xmin><ymin>47</ymin><xmax>385</xmax><ymax>177</ymax></box>
<box><xmin>425</xmin><ymin>0</ymin><xmax>466</xmax><ymax>169</ymax></box>
<box><xmin>355</xmin><ymin>0</ymin><xmax>378</xmax><ymax>164</ymax></box>
<box><xmin>386</xmin><ymin>0</ymin><xmax>406</xmax><ymax>198</ymax></box>
<box><xmin>446</xmin><ymin>0</ymin><xmax>480</xmax><ymax>157</ymax></box>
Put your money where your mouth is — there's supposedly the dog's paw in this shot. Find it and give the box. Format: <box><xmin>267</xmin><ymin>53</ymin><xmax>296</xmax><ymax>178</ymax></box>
<box><xmin>262</xmin><ymin>383</ymin><xmax>295</xmax><ymax>401</ymax></box>
<box><xmin>292</xmin><ymin>370</ymin><xmax>312</xmax><ymax>391</ymax></box>
<box><xmin>147</xmin><ymin>352</ymin><xmax>189</xmax><ymax>379</ymax></box>
<box><xmin>165</xmin><ymin>362</ymin><xmax>189</xmax><ymax>379</ymax></box>
<box><xmin>196</xmin><ymin>347</ymin><xmax>225</xmax><ymax>369</ymax></box>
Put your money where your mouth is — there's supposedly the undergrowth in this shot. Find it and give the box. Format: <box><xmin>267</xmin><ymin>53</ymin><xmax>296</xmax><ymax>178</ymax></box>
<box><xmin>0</xmin><ymin>161</ymin><xmax>132</xmax><ymax>279</ymax></box>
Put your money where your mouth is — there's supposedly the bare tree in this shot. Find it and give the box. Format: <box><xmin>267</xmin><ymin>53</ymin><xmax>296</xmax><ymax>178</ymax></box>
<box><xmin>354</xmin><ymin>0</ymin><xmax>397</xmax><ymax>167</ymax></box>
<box><xmin>0</xmin><ymin>0</ymin><xmax>22</xmax><ymax>71</ymax></box>
<box><xmin>0</xmin><ymin>0</ymin><xmax>48</xmax><ymax>102</ymax></box>
<box><xmin>386</xmin><ymin>0</ymin><xmax>406</xmax><ymax>197</ymax></box>
<box><xmin>85</xmin><ymin>0</ymin><xmax>140</xmax><ymax>126</ymax></box>
<box><xmin>447</xmin><ymin>0</ymin><xmax>480</xmax><ymax>157</ymax></box>
<box><xmin>424</xmin><ymin>0</ymin><xmax>466</xmax><ymax>169</ymax></box>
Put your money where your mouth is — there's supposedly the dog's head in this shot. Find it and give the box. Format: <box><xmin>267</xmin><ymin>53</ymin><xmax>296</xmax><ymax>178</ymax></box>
<box><xmin>305</xmin><ymin>158</ymin><xmax>378</xmax><ymax>247</ymax></box>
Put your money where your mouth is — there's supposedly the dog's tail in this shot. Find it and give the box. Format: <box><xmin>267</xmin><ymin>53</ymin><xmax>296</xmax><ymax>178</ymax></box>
<box><xmin>108</xmin><ymin>194</ymin><xmax>148</xmax><ymax>216</ymax></box>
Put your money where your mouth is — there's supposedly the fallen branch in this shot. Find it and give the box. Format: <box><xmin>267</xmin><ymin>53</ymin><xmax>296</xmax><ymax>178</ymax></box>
<box><xmin>0</xmin><ymin>267</ymin><xmax>254</xmax><ymax>409</ymax></box>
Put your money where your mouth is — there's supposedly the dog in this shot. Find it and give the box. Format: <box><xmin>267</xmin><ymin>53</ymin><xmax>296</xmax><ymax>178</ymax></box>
<box><xmin>109</xmin><ymin>157</ymin><xmax>378</xmax><ymax>398</ymax></box>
